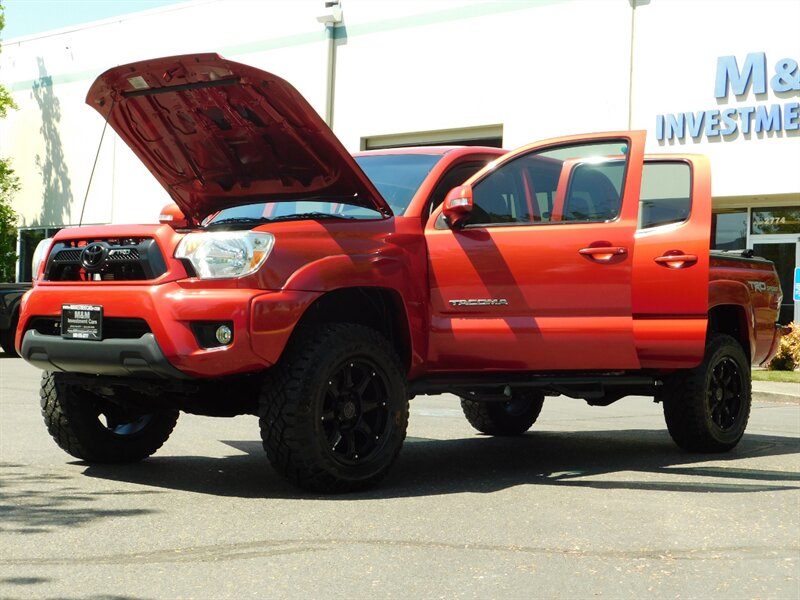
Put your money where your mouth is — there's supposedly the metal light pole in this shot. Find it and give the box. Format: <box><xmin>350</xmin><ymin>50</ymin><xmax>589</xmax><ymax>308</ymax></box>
<box><xmin>317</xmin><ymin>1</ymin><xmax>343</xmax><ymax>128</ymax></box>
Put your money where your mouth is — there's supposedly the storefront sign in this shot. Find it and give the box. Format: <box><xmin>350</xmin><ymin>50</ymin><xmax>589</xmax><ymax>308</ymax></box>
<box><xmin>656</xmin><ymin>52</ymin><xmax>800</xmax><ymax>142</ymax></box>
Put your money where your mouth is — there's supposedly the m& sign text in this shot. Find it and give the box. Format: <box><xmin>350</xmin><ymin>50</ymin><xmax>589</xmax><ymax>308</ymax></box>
<box><xmin>656</xmin><ymin>52</ymin><xmax>799</xmax><ymax>142</ymax></box>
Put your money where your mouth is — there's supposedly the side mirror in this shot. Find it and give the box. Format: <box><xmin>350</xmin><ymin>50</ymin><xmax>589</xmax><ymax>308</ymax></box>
<box><xmin>159</xmin><ymin>203</ymin><xmax>189</xmax><ymax>229</ymax></box>
<box><xmin>442</xmin><ymin>185</ymin><xmax>473</xmax><ymax>229</ymax></box>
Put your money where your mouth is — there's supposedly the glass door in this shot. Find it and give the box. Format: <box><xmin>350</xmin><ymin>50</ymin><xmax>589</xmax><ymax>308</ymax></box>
<box><xmin>752</xmin><ymin>241</ymin><xmax>799</xmax><ymax>324</ymax></box>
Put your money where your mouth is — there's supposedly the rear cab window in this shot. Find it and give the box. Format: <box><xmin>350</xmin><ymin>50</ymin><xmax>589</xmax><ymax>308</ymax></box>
<box><xmin>637</xmin><ymin>162</ymin><xmax>692</xmax><ymax>230</ymax></box>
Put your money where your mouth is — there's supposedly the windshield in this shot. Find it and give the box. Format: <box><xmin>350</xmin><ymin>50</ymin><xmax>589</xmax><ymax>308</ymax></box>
<box><xmin>205</xmin><ymin>153</ymin><xmax>443</xmax><ymax>227</ymax></box>
<box><xmin>205</xmin><ymin>200</ymin><xmax>382</xmax><ymax>228</ymax></box>
<box><xmin>354</xmin><ymin>153</ymin><xmax>442</xmax><ymax>215</ymax></box>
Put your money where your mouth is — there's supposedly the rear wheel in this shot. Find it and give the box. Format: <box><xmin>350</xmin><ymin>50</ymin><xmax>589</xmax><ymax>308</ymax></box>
<box><xmin>460</xmin><ymin>390</ymin><xmax>545</xmax><ymax>436</ymax></box>
<box><xmin>660</xmin><ymin>334</ymin><xmax>751</xmax><ymax>452</ymax></box>
<box><xmin>40</xmin><ymin>371</ymin><xmax>179</xmax><ymax>462</ymax></box>
<box><xmin>259</xmin><ymin>324</ymin><xmax>408</xmax><ymax>493</ymax></box>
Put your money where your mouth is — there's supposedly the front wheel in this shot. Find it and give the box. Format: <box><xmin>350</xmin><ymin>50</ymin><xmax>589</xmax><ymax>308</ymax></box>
<box><xmin>460</xmin><ymin>390</ymin><xmax>545</xmax><ymax>436</ymax></box>
<box><xmin>40</xmin><ymin>372</ymin><xmax>179</xmax><ymax>462</ymax></box>
<box><xmin>660</xmin><ymin>334</ymin><xmax>751</xmax><ymax>452</ymax></box>
<box><xmin>259</xmin><ymin>324</ymin><xmax>409</xmax><ymax>493</ymax></box>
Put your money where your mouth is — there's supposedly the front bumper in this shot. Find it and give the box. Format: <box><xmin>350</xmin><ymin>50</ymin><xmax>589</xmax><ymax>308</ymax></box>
<box><xmin>22</xmin><ymin>331</ymin><xmax>190</xmax><ymax>379</ymax></box>
<box><xmin>18</xmin><ymin>282</ymin><xmax>320</xmax><ymax>379</ymax></box>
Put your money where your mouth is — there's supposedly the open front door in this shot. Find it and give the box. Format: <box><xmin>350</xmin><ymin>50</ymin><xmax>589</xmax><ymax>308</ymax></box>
<box><xmin>425</xmin><ymin>131</ymin><xmax>646</xmax><ymax>372</ymax></box>
<box><xmin>632</xmin><ymin>156</ymin><xmax>711</xmax><ymax>368</ymax></box>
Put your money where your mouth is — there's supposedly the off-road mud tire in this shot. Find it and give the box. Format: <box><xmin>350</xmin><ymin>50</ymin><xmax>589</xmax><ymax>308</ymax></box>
<box><xmin>40</xmin><ymin>371</ymin><xmax>179</xmax><ymax>462</ymax></box>
<box><xmin>259</xmin><ymin>324</ymin><xmax>408</xmax><ymax>493</ymax></box>
<box><xmin>460</xmin><ymin>391</ymin><xmax>545</xmax><ymax>436</ymax></box>
<box><xmin>660</xmin><ymin>334</ymin><xmax>751</xmax><ymax>453</ymax></box>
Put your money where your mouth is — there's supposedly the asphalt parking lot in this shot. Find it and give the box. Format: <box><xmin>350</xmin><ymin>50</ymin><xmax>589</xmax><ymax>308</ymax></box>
<box><xmin>1</xmin><ymin>355</ymin><xmax>798</xmax><ymax>599</ymax></box>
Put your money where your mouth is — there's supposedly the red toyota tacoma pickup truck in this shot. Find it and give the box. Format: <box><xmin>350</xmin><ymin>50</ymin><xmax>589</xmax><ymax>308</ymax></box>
<box><xmin>17</xmin><ymin>54</ymin><xmax>784</xmax><ymax>492</ymax></box>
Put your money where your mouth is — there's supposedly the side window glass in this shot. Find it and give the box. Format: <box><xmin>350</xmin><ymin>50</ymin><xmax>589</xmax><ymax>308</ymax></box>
<box><xmin>428</xmin><ymin>161</ymin><xmax>489</xmax><ymax>216</ymax></box>
<box><xmin>467</xmin><ymin>163</ymin><xmax>530</xmax><ymax>225</ymax></box>
<box><xmin>541</xmin><ymin>140</ymin><xmax>627</xmax><ymax>224</ymax></box>
<box><xmin>562</xmin><ymin>162</ymin><xmax>625</xmax><ymax>222</ymax></box>
<box><xmin>528</xmin><ymin>157</ymin><xmax>560</xmax><ymax>222</ymax></box>
<box><xmin>460</xmin><ymin>139</ymin><xmax>628</xmax><ymax>226</ymax></box>
<box><xmin>465</xmin><ymin>140</ymin><xmax>629</xmax><ymax>228</ymax></box>
<box><xmin>638</xmin><ymin>162</ymin><xmax>691</xmax><ymax>229</ymax></box>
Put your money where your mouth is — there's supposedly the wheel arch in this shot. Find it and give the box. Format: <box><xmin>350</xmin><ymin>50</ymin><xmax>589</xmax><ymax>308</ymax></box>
<box><xmin>707</xmin><ymin>304</ymin><xmax>752</xmax><ymax>364</ymax></box>
<box><xmin>291</xmin><ymin>286</ymin><xmax>414</xmax><ymax>372</ymax></box>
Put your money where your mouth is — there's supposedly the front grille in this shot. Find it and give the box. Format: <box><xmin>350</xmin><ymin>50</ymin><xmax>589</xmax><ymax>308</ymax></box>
<box><xmin>108</xmin><ymin>248</ymin><xmax>141</xmax><ymax>262</ymax></box>
<box><xmin>52</xmin><ymin>249</ymin><xmax>82</xmax><ymax>262</ymax></box>
<box><xmin>28</xmin><ymin>317</ymin><xmax>152</xmax><ymax>339</ymax></box>
<box><xmin>44</xmin><ymin>238</ymin><xmax>167</xmax><ymax>282</ymax></box>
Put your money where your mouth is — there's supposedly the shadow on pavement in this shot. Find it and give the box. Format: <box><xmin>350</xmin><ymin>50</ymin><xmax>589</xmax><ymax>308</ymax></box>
<box><xmin>78</xmin><ymin>429</ymin><xmax>800</xmax><ymax>500</ymax></box>
<box><xmin>0</xmin><ymin>462</ymin><xmax>160</xmax><ymax>534</ymax></box>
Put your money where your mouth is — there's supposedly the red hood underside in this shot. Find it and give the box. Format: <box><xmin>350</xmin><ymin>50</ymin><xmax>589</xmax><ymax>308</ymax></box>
<box><xmin>86</xmin><ymin>53</ymin><xmax>390</xmax><ymax>223</ymax></box>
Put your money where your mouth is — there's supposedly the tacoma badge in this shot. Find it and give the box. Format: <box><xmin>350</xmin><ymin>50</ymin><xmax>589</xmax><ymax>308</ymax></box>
<box><xmin>448</xmin><ymin>299</ymin><xmax>509</xmax><ymax>306</ymax></box>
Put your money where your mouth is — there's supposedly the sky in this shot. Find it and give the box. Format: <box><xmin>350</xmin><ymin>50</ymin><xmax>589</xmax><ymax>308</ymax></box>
<box><xmin>1</xmin><ymin>0</ymin><xmax>185</xmax><ymax>40</ymax></box>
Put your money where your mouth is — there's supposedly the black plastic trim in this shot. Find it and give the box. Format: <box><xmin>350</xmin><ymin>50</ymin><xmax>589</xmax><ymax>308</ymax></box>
<box><xmin>21</xmin><ymin>330</ymin><xmax>189</xmax><ymax>379</ymax></box>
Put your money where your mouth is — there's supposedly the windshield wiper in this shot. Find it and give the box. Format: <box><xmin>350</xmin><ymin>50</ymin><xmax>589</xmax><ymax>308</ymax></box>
<box><xmin>206</xmin><ymin>216</ymin><xmax>271</xmax><ymax>227</ymax></box>
<box><xmin>207</xmin><ymin>212</ymin><xmax>361</xmax><ymax>229</ymax></box>
<box><xmin>266</xmin><ymin>212</ymin><xmax>358</xmax><ymax>222</ymax></box>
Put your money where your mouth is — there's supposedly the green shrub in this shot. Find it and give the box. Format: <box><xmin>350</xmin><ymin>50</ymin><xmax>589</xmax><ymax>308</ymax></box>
<box><xmin>768</xmin><ymin>322</ymin><xmax>800</xmax><ymax>371</ymax></box>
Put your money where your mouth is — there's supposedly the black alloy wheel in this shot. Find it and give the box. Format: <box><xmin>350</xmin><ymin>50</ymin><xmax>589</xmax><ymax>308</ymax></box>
<box><xmin>321</xmin><ymin>358</ymin><xmax>393</xmax><ymax>466</ymax></box>
<box><xmin>707</xmin><ymin>356</ymin><xmax>744</xmax><ymax>432</ymax></box>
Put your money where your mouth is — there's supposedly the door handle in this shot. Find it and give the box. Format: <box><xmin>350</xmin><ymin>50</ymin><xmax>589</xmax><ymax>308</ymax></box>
<box><xmin>654</xmin><ymin>253</ymin><xmax>698</xmax><ymax>268</ymax></box>
<box><xmin>578</xmin><ymin>246</ymin><xmax>627</xmax><ymax>262</ymax></box>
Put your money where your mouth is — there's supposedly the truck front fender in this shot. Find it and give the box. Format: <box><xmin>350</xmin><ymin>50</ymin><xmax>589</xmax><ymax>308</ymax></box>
<box><xmin>281</xmin><ymin>252</ymin><xmax>425</xmax><ymax>375</ymax></box>
<box><xmin>282</xmin><ymin>252</ymin><xmax>405</xmax><ymax>292</ymax></box>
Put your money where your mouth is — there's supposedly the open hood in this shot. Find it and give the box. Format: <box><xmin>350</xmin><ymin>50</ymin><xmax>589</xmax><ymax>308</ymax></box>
<box><xmin>86</xmin><ymin>53</ymin><xmax>391</xmax><ymax>223</ymax></box>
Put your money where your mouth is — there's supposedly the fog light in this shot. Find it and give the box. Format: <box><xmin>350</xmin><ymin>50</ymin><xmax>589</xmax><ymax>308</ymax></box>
<box><xmin>215</xmin><ymin>325</ymin><xmax>233</xmax><ymax>345</ymax></box>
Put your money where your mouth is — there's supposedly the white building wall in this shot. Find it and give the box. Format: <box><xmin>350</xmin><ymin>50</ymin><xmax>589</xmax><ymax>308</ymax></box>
<box><xmin>0</xmin><ymin>0</ymin><xmax>798</xmax><ymax>231</ymax></box>
<box><xmin>333</xmin><ymin>0</ymin><xmax>631</xmax><ymax>150</ymax></box>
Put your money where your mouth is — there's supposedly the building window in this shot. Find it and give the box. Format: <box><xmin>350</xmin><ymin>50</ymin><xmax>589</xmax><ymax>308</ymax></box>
<box><xmin>751</xmin><ymin>207</ymin><xmax>800</xmax><ymax>235</ymax></box>
<box><xmin>362</xmin><ymin>125</ymin><xmax>503</xmax><ymax>150</ymax></box>
<box><xmin>752</xmin><ymin>242</ymin><xmax>797</xmax><ymax>325</ymax></box>
<box><xmin>712</xmin><ymin>211</ymin><xmax>747</xmax><ymax>250</ymax></box>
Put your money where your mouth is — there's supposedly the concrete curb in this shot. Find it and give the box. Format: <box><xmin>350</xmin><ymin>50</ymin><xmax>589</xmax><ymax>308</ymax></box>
<box><xmin>753</xmin><ymin>391</ymin><xmax>799</xmax><ymax>404</ymax></box>
<box><xmin>752</xmin><ymin>379</ymin><xmax>799</xmax><ymax>404</ymax></box>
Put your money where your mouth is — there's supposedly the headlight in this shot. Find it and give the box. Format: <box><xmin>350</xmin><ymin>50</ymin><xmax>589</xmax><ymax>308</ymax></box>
<box><xmin>175</xmin><ymin>231</ymin><xmax>274</xmax><ymax>279</ymax></box>
<box><xmin>31</xmin><ymin>237</ymin><xmax>54</xmax><ymax>283</ymax></box>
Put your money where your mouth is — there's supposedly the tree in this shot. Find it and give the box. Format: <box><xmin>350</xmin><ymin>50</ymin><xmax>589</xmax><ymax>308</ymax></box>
<box><xmin>0</xmin><ymin>1</ymin><xmax>21</xmax><ymax>282</ymax></box>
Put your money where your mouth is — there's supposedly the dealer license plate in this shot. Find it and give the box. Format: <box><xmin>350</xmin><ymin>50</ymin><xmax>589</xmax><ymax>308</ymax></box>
<box><xmin>61</xmin><ymin>304</ymin><xmax>103</xmax><ymax>340</ymax></box>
